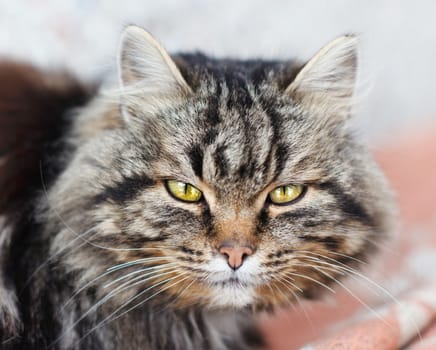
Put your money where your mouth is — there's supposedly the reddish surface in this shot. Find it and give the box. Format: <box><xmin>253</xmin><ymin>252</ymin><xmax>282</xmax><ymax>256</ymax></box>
<box><xmin>311</xmin><ymin>315</ymin><xmax>400</xmax><ymax>350</ymax></box>
<box><xmin>260</xmin><ymin>123</ymin><xmax>436</xmax><ymax>350</ymax></box>
<box><xmin>376</xmin><ymin>126</ymin><xmax>436</xmax><ymax>224</ymax></box>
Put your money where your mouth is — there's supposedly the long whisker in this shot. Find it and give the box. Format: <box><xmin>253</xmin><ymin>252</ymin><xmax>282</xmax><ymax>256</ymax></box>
<box><xmin>106</xmin><ymin>257</ymin><xmax>170</xmax><ymax>272</ymax></box>
<box><xmin>276</xmin><ymin>272</ymin><xmax>304</xmax><ymax>293</ymax></box>
<box><xmin>264</xmin><ymin>280</ymin><xmax>280</xmax><ymax>309</ymax></box>
<box><xmin>285</xmin><ymin>271</ymin><xmax>336</xmax><ymax>294</ymax></box>
<box><xmin>108</xmin><ymin>274</ymin><xmax>191</xmax><ymax>324</ymax></box>
<box><xmin>306</xmin><ymin>263</ymin><xmax>393</xmax><ymax>329</ymax></box>
<box><xmin>274</xmin><ymin>274</ymin><xmax>315</xmax><ymax>331</ymax></box>
<box><xmin>327</xmin><ymin>250</ymin><xmax>369</xmax><ymax>266</ymax></box>
<box><xmin>269</xmin><ymin>279</ymin><xmax>292</xmax><ymax>306</ymax></box>
<box><xmin>63</xmin><ymin>257</ymin><xmax>173</xmax><ymax>308</ymax></box>
<box><xmin>52</xmin><ymin>268</ymin><xmax>180</xmax><ymax>347</ymax></box>
<box><xmin>166</xmin><ymin>276</ymin><xmax>196</xmax><ymax>309</ymax></box>
<box><xmin>299</xmin><ymin>249</ymin><xmax>396</xmax><ymax>291</ymax></box>
<box><xmin>300</xmin><ymin>251</ymin><xmax>403</xmax><ymax>306</ymax></box>
<box><xmin>273</xmin><ymin>275</ymin><xmax>301</xmax><ymax>310</ymax></box>
<box><xmin>359</xmin><ymin>235</ymin><xmax>398</xmax><ymax>256</ymax></box>
<box><xmin>78</xmin><ymin>267</ymin><xmax>180</xmax><ymax>317</ymax></box>
<box><xmin>80</xmin><ymin>273</ymin><xmax>191</xmax><ymax>342</ymax></box>
<box><xmin>300</xmin><ymin>250</ymin><xmax>404</xmax><ymax>304</ymax></box>
<box><xmin>299</xmin><ymin>251</ymin><xmax>423</xmax><ymax>341</ymax></box>
<box><xmin>103</xmin><ymin>263</ymin><xmax>178</xmax><ymax>288</ymax></box>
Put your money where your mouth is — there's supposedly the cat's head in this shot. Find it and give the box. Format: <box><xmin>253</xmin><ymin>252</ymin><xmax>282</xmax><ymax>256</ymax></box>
<box><xmin>47</xmin><ymin>26</ymin><xmax>394</xmax><ymax>312</ymax></box>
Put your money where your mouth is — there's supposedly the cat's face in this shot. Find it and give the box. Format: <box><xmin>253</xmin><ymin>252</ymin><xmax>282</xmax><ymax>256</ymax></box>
<box><xmin>48</xmin><ymin>27</ymin><xmax>393</xmax><ymax>313</ymax></box>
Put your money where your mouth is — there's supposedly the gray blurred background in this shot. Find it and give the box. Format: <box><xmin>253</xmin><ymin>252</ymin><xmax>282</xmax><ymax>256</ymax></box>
<box><xmin>0</xmin><ymin>0</ymin><xmax>435</xmax><ymax>141</ymax></box>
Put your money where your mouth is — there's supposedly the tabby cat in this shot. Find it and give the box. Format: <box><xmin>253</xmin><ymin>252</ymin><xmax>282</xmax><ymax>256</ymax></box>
<box><xmin>0</xmin><ymin>25</ymin><xmax>394</xmax><ymax>349</ymax></box>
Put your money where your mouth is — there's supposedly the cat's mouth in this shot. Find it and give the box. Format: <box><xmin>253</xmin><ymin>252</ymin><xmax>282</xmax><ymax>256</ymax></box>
<box><xmin>206</xmin><ymin>275</ymin><xmax>258</xmax><ymax>308</ymax></box>
<box><xmin>209</xmin><ymin>277</ymin><xmax>253</xmax><ymax>288</ymax></box>
<box><xmin>204</xmin><ymin>255</ymin><xmax>265</xmax><ymax>288</ymax></box>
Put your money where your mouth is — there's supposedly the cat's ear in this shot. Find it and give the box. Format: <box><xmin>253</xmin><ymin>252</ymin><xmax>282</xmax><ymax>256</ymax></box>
<box><xmin>285</xmin><ymin>35</ymin><xmax>358</xmax><ymax>121</ymax></box>
<box><xmin>117</xmin><ymin>25</ymin><xmax>192</xmax><ymax>94</ymax></box>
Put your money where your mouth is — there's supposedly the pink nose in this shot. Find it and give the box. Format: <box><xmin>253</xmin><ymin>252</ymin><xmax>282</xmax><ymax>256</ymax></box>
<box><xmin>218</xmin><ymin>245</ymin><xmax>254</xmax><ymax>270</ymax></box>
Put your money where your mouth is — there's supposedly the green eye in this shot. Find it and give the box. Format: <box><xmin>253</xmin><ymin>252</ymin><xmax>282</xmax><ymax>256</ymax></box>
<box><xmin>269</xmin><ymin>184</ymin><xmax>305</xmax><ymax>205</ymax></box>
<box><xmin>166</xmin><ymin>180</ymin><xmax>202</xmax><ymax>203</ymax></box>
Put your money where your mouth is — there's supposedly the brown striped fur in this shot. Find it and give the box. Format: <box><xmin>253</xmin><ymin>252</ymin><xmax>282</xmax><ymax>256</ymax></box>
<box><xmin>0</xmin><ymin>27</ymin><xmax>394</xmax><ymax>349</ymax></box>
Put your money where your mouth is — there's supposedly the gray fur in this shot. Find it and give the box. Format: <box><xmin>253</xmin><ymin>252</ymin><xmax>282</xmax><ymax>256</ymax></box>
<box><xmin>0</xmin><ymin>26</ymin><xmax>394</xmax><ymax>349</ymax></box>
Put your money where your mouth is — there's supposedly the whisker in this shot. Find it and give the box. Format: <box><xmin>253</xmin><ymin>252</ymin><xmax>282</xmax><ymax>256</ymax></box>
<box><xmin>307</xmin><ymin>263</ymin><xmax>393</xmax><ymax>329</ymax></box>
<box><xmin>270</xmin><ymin>280</ymin><xmax>295</xmax><ymax>309</ymax></box>
<box><xmin>103</xmin><ymin>263</ymin><xmax>178</xmax><ymax>288</ymax></box>
<box><xmin>299</xmin><ymin>249</ymin><xmax>393</xmax><ymax>286</ymax></box>
<box><xmin>299</xmin><ymin>251</ymin><xmax>423</xmax><ymax>342</ymax></box>
<box><xmin>63</xmin><ymin>258</ymin><xmax>173</xmax><ymax>308</ymax></box>
<box><xmin>328</xmin><ymin>251</ymin><xmax>369</xmax><ymax>266</ymax></box>
<box><xmin>80</xmin><ymin>273</ymin><xmax>191</xmax><ymax>342</ymax></box>
<box><xmin>274</xmin><ymin>274</ymin><xmax>315</xmax><ymax>331</ymax></box>
<box><xmin>300</xmin><ymin>250</ymin><xmax>405</xmax><ymax>305</ymax></box>
<box><xmin>106</xmin><ymin>257</ymin><xmax>170</xmax><ymax>272</ymax></box>
<box><xmin>166</xmin><ymin>276</ymin><xmax>196</xmax><ymax>308</ymax></box>
<box><xmin>274</xmin><ymin>273</ymin><xmax>304</xmax><ymax>306</ymax></box>
<box><xmin>52</xmin><ymin>268</ymin><xmax>180</xmax><ymax>347</ymax></box>
<box><xmin>264</xmin><ymin>281</ymin><xmax>280</xmax><ymax>308</ymax></box>
<box><xmin>285</xmin><ymin>271</ymin><xmax>336</xmax><ymax>294</ymax></box>
<box><xmin>359</xmin><ymin>235</ymin><xmax>398</xmax><ymax>256</ymax></box>
<box><xmin>276</xmin><ymin>273</ymin><xmax>304</xmax><ymax>293</ymax></box>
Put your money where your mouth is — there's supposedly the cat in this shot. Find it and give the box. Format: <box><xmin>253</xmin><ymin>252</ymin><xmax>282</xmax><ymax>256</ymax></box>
<box><xmin>0</xmin><ymin>25</ymin><xmax>394</xmax><ymax>349</ymax></box>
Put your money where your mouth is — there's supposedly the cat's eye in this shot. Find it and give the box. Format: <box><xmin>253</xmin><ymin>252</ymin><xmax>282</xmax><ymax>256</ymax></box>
<box><xmin>268</xmin><ymin>184</ymin><xmax>305</xmax><ymax>205</ymax></box>
<box><xmin>166</xmin><ymin>180</ymin><xmax>202</xmax><ymax>203</ymax></box>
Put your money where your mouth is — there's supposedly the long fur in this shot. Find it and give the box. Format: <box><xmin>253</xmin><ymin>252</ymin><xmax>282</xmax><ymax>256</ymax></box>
<box><xmin>0</xmin><ymin>27</ymin><xmax>394</xmax><ymax>349</ymax></box>
<box><xmin>0</xmin><ymin>61</ymin><xmax>93</xmax><ymax>340</ymax></box>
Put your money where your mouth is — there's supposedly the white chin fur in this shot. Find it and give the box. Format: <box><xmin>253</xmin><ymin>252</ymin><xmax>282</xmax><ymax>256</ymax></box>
<box><xmin>209</xmin><ymin>284</ymin><xmax>255</xmax><ymax>308</ymax></box>
<box><xmin>204</xmin><ymin>255</ymin><xmax>265</xmax><ymax>308</ymax></box>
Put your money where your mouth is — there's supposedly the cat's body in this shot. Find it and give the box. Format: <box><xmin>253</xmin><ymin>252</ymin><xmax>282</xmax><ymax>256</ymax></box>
<box><xmin>0</xmin><ymin>27</ymin><xmax>394</xmax><ymax>349</ymax></box>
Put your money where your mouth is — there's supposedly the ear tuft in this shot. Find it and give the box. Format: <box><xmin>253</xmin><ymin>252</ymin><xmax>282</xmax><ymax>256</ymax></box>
<box><xmin>118</xmin><ymin>25</ymin><xmax>191</xmax><ymax>94</ymax></box>
<box><xmin>286</xmin><ymin>35</ymin><xmax>358</xmax><ymax>120</ymax></box>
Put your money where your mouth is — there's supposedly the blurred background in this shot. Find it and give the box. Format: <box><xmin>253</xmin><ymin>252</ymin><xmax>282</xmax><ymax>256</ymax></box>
<box><xmin>0</xmin><ymin>0</ymin><xmax>435</xmax><ymax>141</ymax></box>
<box><xmin>0</xmin><ymin>1</ymin><xmax>435</xmax><ymax>348</ymax></box>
